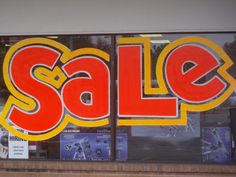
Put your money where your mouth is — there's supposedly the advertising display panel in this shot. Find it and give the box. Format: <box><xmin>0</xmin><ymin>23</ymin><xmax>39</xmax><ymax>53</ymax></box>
<box><xmin>60</xmin><ymin>132</ymin><xmax>111</xmax><ymax>161</ymax></box>
<box><xmin>202</xmin><ymin>127</ymin><xmax>231</xmax><ymax>163</ymax></box>
<box><xmin>8</xmin><ymin>126</ymin><xmax>28</xmax><ymax>159</ymax></box>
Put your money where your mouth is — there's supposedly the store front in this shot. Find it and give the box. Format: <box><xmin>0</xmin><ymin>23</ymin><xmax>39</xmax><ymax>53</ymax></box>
<box><xmin>0</xmin><ymin>0</ymin><xmax>235</xmax><ymax>176</ymax></box>
<box><xmin>0</xmin><ymin>32</ymin><xmax>235</xmax><ymax>169</ymax></box>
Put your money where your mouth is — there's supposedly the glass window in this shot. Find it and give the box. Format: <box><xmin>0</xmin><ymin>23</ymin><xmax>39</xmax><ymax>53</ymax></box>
<box><xmin>0</xmin><ymin>34</ymin><xmax>113</xmax><ymax>161</ymax></box>
<box><xmin>116</xmin><ymin>33</ymin><xmax>236</xmax><ymax>164</ymax></box>
<box><xmin>0</xmin><ymin>32</ymin><xmax>236</xmax><ymax>164</ymax></box>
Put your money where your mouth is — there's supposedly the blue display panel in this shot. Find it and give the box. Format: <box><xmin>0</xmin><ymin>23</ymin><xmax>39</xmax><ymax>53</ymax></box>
<box><xmin>202</xmin><ymin>127</ymin><xmax>232</xmax><ymax>163</ymax></box>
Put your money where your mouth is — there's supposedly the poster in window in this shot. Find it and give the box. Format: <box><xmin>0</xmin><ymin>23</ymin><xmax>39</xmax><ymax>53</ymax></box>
<box><xmin>8</xmin><ymin>126</ymin><xmax>29</xmax><ymax>159</ymax></box>
<box><xmin>202</xmin><ymin>127</ymin><xmax>231</xmax><ymax>163</ymax></box>
<box><xmin>0</xmin><ymin>127</ymin><xmax>8</xmax><ymax>159</ymax></box>
<box><xmin>116</xmin><ymin>133</ymin><xmax>128</xmax><ymax>161</ymax></box>
<box><xmin>60</xmin><ymin>132</ymin><xmax>111</xmax><ymax>160</ymax></box>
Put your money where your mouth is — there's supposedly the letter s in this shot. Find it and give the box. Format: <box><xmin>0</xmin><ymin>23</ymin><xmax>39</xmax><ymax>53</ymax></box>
<box><xmin>4</xmin><ymin>45</ymin><xmax>63</xmax><ymax>133</ymax></box>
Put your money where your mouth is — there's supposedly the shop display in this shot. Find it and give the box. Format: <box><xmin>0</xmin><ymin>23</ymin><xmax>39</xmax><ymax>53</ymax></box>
<box><xmin>202</xmin><ymin>127</ymin><xmax>232</xmax><ymax>163</ymax></box>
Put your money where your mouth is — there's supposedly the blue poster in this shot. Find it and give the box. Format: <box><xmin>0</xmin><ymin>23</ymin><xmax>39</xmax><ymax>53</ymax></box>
<box><xmin>202</xmin><ymin>127</ymin><xmax>232</xmax><ymax>163</ymax></box>
<box><xmin>60</xmin><ymin>132</ymin><xmax>111</xmax><ymax>160</ymax></box>
<box><xmin>116</xmin><ymin>133</ymin><xmax>128</xmax><ymax>161</ymax></box>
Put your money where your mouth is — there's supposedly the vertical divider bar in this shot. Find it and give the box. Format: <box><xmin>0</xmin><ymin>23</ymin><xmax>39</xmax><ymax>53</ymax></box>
<box><xmin>110</xmin><ymin>34</ymin><xmax>117</xmax><ymax>161</ymax></box>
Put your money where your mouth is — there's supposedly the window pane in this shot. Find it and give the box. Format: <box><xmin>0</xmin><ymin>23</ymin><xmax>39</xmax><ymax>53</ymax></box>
<box><xmin>116</xmin><ymin>33</ymin><xmax>236</xmax><ymax>164</ymax></box>
<box><xmin>0</xmin><ymin>34</ymin><xmax>113</xmax><ymax>161</ymax></box>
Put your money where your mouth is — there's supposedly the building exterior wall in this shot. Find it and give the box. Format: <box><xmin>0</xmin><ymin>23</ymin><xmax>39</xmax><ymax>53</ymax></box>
<box><xmin>0</xmin><ymin>0</ymin><xmax>235</xmax><ymax>35</ymax></box>
<box><xmin>0</xmin><ymin>160</ymin><xmax>236</xmax><ymax>177</ymax></box>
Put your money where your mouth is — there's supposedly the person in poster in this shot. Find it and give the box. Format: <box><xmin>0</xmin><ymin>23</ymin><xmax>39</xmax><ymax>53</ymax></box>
<box><xmin>64</xmin><ymin>140</ymin><xmax>86</xmax><ymax>160</ymax></box>
<box><xmin>60</xmin><ymin>132</ymin><xmax>111</xmax><ymax>161</ymax></box>
<box><xmin>0</xmin><ymin>127</ymin><xmax>8</xmax><ymax>159</ymax></box>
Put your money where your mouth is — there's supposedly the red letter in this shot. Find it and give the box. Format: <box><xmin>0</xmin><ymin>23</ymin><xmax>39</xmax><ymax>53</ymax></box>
<box><xmin>118</xmin><ymin>45</ymin><xmax>177</xmax><ymax>117</ymax></box>
<box><xmin>9</xmin><ymin>46</ymin><xmax>63</xmax><ymax>132</ymax></box>
<box><xmin>165</xmin><ymin>45</ymin><xmax>226</xmax><ymax>103</ymax></box>
<box><xmin>62</xmin><ymin>57</ymin><xmax>109</xmax><ymax>119</ymax></box>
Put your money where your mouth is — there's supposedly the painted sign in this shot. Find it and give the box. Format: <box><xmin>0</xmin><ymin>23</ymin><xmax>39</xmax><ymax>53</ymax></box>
<box><xmin>0</xmin><ymin>36</ymin><xmax>235</xmax><ymax>141</ymax></box>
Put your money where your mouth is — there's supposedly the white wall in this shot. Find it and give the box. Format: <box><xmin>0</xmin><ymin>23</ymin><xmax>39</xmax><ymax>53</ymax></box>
<box><xmin>0</xmin><ymin>0</ymin><xmax>235</xmax><ymax>35</ymax></box>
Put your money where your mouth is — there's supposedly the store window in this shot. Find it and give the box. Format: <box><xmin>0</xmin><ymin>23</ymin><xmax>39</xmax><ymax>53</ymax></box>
<box><xmin>116</xmin><ymin>33</ymin><xmax>236</xmax><ymax>163</ymax></box>
<box><xmin>0</xmin><ymin>34</ymin><xmax>114</xmax><ymax>161</ymax></box>
<box><xmin>0</xmin><ymin>32</ymin><xmax>235</xmax><ymax>164</ymax></box>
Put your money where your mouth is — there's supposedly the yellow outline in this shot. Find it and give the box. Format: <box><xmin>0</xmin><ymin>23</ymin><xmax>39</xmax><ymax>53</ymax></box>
<box><xmin>34</xmin><ymin>66</ymin><xmax>67</xmax><ymax>89</ymax></box>
<box><xmin>60</xmin><ymin>47</ymin><xmax>110</xmax><ymax>129</ymax></box>
<box><xmin>0</xmin><ymin>38</ymin><xmax>110</xmax><ymax>141</ymax></box>
<box><xmin>118</xmin><ymin>36</ymin><xmax>236</xmax><ymax>126</ymax></box>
